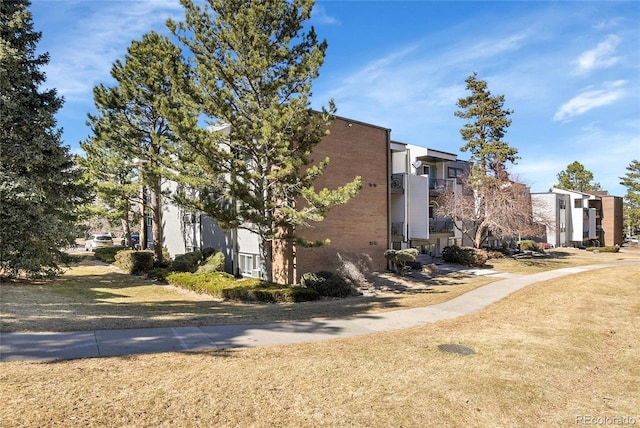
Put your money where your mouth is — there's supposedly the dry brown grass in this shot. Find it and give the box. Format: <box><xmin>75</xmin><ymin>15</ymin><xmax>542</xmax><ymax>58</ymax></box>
<box><xmin>1</xmin><ymin>264</ymin><xmax>638</xmax><ymax>427</ymax></box>
<box><xmin>485</xmin><ymin>247</ymin><xmax>640</xmax><ymax>274</ymax></box>
<box><xmin>1</xmin><ymin>257</ymin><xmax>494</xmax><ymax>332</ymax></box>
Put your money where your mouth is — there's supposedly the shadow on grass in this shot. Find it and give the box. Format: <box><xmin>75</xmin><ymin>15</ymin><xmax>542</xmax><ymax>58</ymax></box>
<box><xmin>2</xmin><ymin>268</ymin><xmax>437</xmax><ymax>333</ymax></box>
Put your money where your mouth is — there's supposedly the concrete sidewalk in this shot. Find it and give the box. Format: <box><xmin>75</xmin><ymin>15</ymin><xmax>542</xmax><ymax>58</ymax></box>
<box><xmin>0</xmin><ymin>262</ymin><xmax>634</xmax><ymax>362</ymax></box>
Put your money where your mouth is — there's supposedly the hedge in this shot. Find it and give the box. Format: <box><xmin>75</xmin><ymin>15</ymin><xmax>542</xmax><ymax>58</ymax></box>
<box><xmin>166</xmin><ymin>272</ymin><xmax>321</xmax><ymax>303</ymax></box>
<box><xmin>93</xmin><ymin>247</ymin><xmax>124</xmax><ymax>264</ymax></box>
<box><xmin>171</xmin><ymin>250</ymin><xmax>203</xmax><ymax>273</ymax></box>
<box><xmin>300</xmin><ymin>271</ymin><xmax>352</xmax><ymax>297</ymax></box>
<box><xmin>114</xmin><ymin>250</ymin><xmax>154</xmax><ymax>275</ymax></box>
<box><xmin>442</xmin><ymin>245</ymin><xmax>488</xmax><ymax>267</ymax></box>
<box><xmin>586</xmin><ymin>245</ymin><xmax>620</xmax><ymax>253</ymax></box>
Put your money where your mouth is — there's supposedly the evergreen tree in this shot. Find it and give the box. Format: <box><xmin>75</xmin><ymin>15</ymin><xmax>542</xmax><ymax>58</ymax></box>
<box><xmin>82</xmin><ymin>31</ymin><xmax>190</xmax><ymax>262</ymax></box>
<box><xmin>77</xmin><ymin>139</ymin><xmax>140</xmax><ymax>246</ymax></box>
<box><xmin>556</xmin><ymin>161</ymin><xmax>601</xmax><ymax>192</ymax></box>
<box><xmin>620</xmin><ymin>159</ymin><xmax>640</xmax><ymax>235</ymax></box>
<box><xmin>455</xmin><ymin>72</ymin><xmax>519</xmax><ymax>180</ymax></box>
<box><xmin>443</xmin><ymin>73</ymin><xmax>525</xmax><ymax>248</ymax></box>
<box><xmin>0</xmin><ymin>0</ymin><xmax>90</xmax><ymax>277</ymax></box>
<box><xmin>166</xmin><ymin>0</ymin><xmax>361</xmax><ymax>282</ymax></box>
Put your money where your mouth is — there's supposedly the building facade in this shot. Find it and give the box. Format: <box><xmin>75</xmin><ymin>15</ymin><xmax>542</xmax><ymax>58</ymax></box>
<box><xmin>531</xmin><ymin>188</ymin><xmax>623</xmax><ymax>247</ymax></box>
<box><xmin>159</xmin><ymin>115</ymin><xmax>475</xmax><ymax>283</ymax></box>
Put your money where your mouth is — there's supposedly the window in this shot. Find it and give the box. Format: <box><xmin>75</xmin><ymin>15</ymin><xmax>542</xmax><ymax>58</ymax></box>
<box><xmin>574</xmin><ymin>199</ymin><xmax>582</xmax><ymax>209</ymax></box>
<box><xmin>559</xmin><ymin>199</ymin><xmax>566</xmax><ymax>210</ymax></box>
<box><xmin>448</xmin><ymin>167</ymin><xmax>464</xmax><ymax>178</ymax></box>
<box><xmin>238</xmin><ymin>253</ymin><xmax>260</xmax><ymax>277</ymax></box>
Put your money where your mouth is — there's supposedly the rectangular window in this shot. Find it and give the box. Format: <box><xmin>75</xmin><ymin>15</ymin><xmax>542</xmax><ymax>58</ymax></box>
<box><xmin>238</xmin><ymin>253</ymin><xmax>260</xmax><ymax>277</ymax></box>
<box><xmin>574</xmin><ymin>199</ymin><xmax>582</xmax><ymax>209</ymax></box>
<box><xmin>448</xmin><ymin>167</ymin><xmax>463</xmax><ymax>178</ymax></box>
<box><xmin>559</xmin><ymin>199</ymin><xmax>566</xmax><ymax>210</ymax></box>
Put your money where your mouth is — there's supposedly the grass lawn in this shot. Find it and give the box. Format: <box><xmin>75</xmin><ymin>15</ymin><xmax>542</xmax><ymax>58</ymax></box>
<box><xmin>1</xmin><ymin>261</ymin><xmax>638</xmax><ymax>426</ymax></box>
<box><xmin>1</xmin><ymin>256</ymin><xmax>498</xmax><ymax>332</ymax></box>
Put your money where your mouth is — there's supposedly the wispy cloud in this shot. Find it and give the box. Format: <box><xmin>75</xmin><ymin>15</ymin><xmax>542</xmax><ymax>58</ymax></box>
<box><xmin>553</xmin><ymin>80</ymin><xmax>627</xmax><ymax>121</ymax></box>
<box><xmin>573</xmin><ymin>34</ymin><xmax>621</xmax><ymax>75</ymax></box>
<box><xmin>311</xmin><ymin>4</ymin><xmax>340</xmax><ymax>25</ymax></box>
<box><xmin>41</xmin><ymin>0</ymin><xmax>183</xmax><ymax>101</ymax></box>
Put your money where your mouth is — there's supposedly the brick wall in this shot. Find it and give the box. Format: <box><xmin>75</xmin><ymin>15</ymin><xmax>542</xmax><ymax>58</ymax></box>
<box><xmin>272</xmin><ymin>116</ymin><xmax>390</xmax><ymax>284</ymax></box>
<box><xmin>601</xmin><ymin>196</ymin><xmax>623</xmax><ymax>246</ymax></box>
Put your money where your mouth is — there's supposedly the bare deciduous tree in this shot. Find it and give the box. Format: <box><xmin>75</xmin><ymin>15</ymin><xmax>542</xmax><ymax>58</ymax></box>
<box><xmin>436</xmin><ymin>175</ymin><xmax>539</xmax><ymax>248</ymax></box>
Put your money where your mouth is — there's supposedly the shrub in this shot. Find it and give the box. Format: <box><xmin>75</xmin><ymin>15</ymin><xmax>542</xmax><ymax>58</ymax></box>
<box><xmin>114</xmin><ymin>250</ymin><xmax>154</xmax><ymax>275</ymax></box>
<box><xmin>148</xmin><ymin>268</ymin><xmax>171</xmax><ymax>281</ymax></box>
<box><xmin>586</xmin><ymin>245</ymin><xmax>620</xmax><ymax>253</ymax></box>
<box><xmin>483</xmin><ymin>249</ymin><xmax>505</xmax><ymax>260</ymax></box>
<box><xmin>93</xmin><ymin>247</ymin><xmax>123</xmax><ymax>264</ymax></box>
<box><xmin>384</xmin><ymin>248</ymin><xmax>419</xmax><ymax>273</ymax></box>
<box><xmin>300</xmin><ymin>271</ymin><xmax>352</xmax><ymax>298</ymax></box>
<box><xmin>518</xmin><ymin>240</ymin><xmax>540</xmax><ymax>252</ymax></box>
<box><xmin>442</xmin><ymin>245</ymin><xmax>487</xmax><ymax>267</ymax></box>
<box><xmin>166</xmin><ymin>272</ymin><xmax>320</xmax><ymax>303</ymax></box>
<box><xmin>221</xmin><ymin>282</ymin><xmax>321</xmax><ymax>303</ymax></box>
<box><xmin>197</xmin><ymin>251</ymin><xmax>225</xmax><ymax>273</ymax></box>
<box><xmin>201</xmin><ymin>247</ymin><xmax>216</xmax><ymax>260</ymax></box>
<box><xmin>171</xmin><ymin>250</ymin><xmax>203</xmax><ymax>273</ymax></box>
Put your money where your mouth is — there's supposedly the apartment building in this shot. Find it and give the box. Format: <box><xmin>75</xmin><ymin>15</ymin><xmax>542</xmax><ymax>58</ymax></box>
<box><xmin>159</xmin><ymin>116</ymin><xmax>476</xmax><ymax>283</ymax></box>
<box><xmin>390</xmin><ymin>142</ymin><xmax>471</xmax><ymax>256</ymax></box>
<box><xmin>531</xmin><ymin>188</ymin><xmax>623</xmax><ymax>247</ymax></box>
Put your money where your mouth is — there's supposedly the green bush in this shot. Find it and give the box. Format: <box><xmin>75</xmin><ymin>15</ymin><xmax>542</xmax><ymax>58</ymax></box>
<box><xmin>384</xmin><ymin>248</ymin><xmax>419</xmax><ymax>273</ymax></box>
<box><xmin>114</xmin><ymin>250</ymin><xmax>154</xmax><ymax>275</ymax></box>
<box><xmin>148</xmin><ymin>268</ymin><xmax>171</xmax><ymax>281</ymax></box>
<box><xmin>518</xmin><ymin>240</ymin><xmax>540</xmax><ymax>252</ymax></box>
<box><xmin>93</xmin><ymin>247</ymin><xmax>124</xmax><ymax>264</ymax></box>
<box><xmin>171</xmin><ymin>250</ymin><xmax>203</xmax><ymax>273</ymax></box>
<box><xmin>442</xmin><ymin>245</ymin><xmax>487</xmax><ymax>267</ymax></box>
<box><xmin>166</xmin><ymin>272</ymin><xmax>320</xmax><ymax>303</ymax></box>
<box><xmin>586</xmin><ymin>245</ymin><xmax>620</xmax><ymax>253</ymax></box>
<box><xmin>196</xmin><ymin>251</ymin><xmax>225</xmax><ymax>273</ymax></box>
<box><xmin>201</xmin><ymin>247</ymin><xmax>216</xmax><ymax>260</ymax></box>
<box><xmin>300</xmin><ymin>271</ymin><xmax>352</xmax><ymax>298</ymax></box>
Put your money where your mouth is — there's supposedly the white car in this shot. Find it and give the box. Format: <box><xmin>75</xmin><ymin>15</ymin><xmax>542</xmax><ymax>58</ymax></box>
<box><xmin>84</xmin><ymin>234</ymin><xmax>114</xmax><ymax>251</ymax></box>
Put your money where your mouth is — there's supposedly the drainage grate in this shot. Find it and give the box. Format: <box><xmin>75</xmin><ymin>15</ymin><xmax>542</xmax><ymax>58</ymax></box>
<box><xmin>438</xmin><ymin>343</ymin><xmax>475</xmax><ymax>355</ymax></box>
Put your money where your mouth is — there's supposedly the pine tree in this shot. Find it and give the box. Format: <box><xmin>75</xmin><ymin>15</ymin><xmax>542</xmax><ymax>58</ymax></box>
<box><xmin>620</xmin><ymin>159</ymin><xmax>640</xmax><ymax>235</ymax></box>
<box><xmin>556</xmin><ymin>161</ymin><xmax>601</xmax><ymax>192</ymax></box>
<box><xmin>455</xmin><ymin>72</ymin><xmax>518</xmax><ymax>180</ymax></box>
<box><xmin>166</xmin><ymin>0</ymin><xmax>361</xmax><ymax>282</ymax></box>
<box><xmin>444</xmin><ymin>73</ymin><xmax>525</xmax><ymax>248</ymax></box>
<box><xmin>0</xmin><ymin>0</ymin><xmax>90</xmax><ymax>277</ymax></box>
<box><xmin>82</xmin><ymin>31</ymin><xmax>191</xmax><ymax>262</ymax></box>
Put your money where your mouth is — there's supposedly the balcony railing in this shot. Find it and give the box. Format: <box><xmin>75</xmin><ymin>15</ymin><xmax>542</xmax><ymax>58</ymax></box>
<box><xmin>429</xmin><ymin>179</ymin><xmax>454</xmax><ymax>194</ymax></box>
<box><xmin>429</xmin><ymin>219</ymin><xmax>454</xmax><ymax>233</ymax></box>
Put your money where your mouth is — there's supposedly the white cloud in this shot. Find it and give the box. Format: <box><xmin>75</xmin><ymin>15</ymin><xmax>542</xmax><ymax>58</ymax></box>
<box><xmin>41</xmin><ymin>0</ymin><xmax>183</xmax><ymax>101</ymax></box>
<box><xmin>311</xmin><ymin>4</ymin><xmax>340</xmax><ymax>25</ymax></box>
<box><xmin>573</xmin><ymin>34</ymin><xmax>621</xmax><ymax>75</ymax></box>
<box><xmin>553</xmin><ymin>80</ymin><xmax>627</xmax><ymax>121</ymax></box>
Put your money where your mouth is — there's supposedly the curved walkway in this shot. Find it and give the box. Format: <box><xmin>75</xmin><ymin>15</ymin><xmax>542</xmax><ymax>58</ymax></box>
<box><xmin>0</xmin><ymin>261</ymin><xmax>635</xmax><ymax>362</ymax></box>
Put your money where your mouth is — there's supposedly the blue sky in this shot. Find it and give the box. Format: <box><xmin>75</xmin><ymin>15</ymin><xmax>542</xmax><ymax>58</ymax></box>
<box><xmin>30</xmin><ymin>0</ymin><xmax>639</xmax><ymax>197</ymax></box>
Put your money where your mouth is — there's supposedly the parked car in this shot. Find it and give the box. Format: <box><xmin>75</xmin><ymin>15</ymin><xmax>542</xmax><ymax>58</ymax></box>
<box><xmin>128</xmin><ymin>234</ymin><xmax>140</xmax><ymax>247</ymax></box>
<box><xmin>84</xmin><ymin>234</ymin><xmax>114</xmax><ymax>251</ymax></box>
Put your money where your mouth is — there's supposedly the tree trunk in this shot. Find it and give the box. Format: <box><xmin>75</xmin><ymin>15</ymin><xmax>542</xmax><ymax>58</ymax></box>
<box><xmin>150</xmin><ymin>175</ymin><xmax>163</xmax><ymax>263</ymax></box>
<box><xmin>259</xmin><ymin>237</ymin><xmax>273</xmax><ymax>283</ymax></box>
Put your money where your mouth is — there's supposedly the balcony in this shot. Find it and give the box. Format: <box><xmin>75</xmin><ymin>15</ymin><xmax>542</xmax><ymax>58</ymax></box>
<box><xmin>429</xmin><ymin>179</ymin><xmax>454</xmax><ymax>195</ymax></box>
<box><xmin>429</xmin><ymin>219</ymin><xmax>454</xmax><ymax>233</ymax></box>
